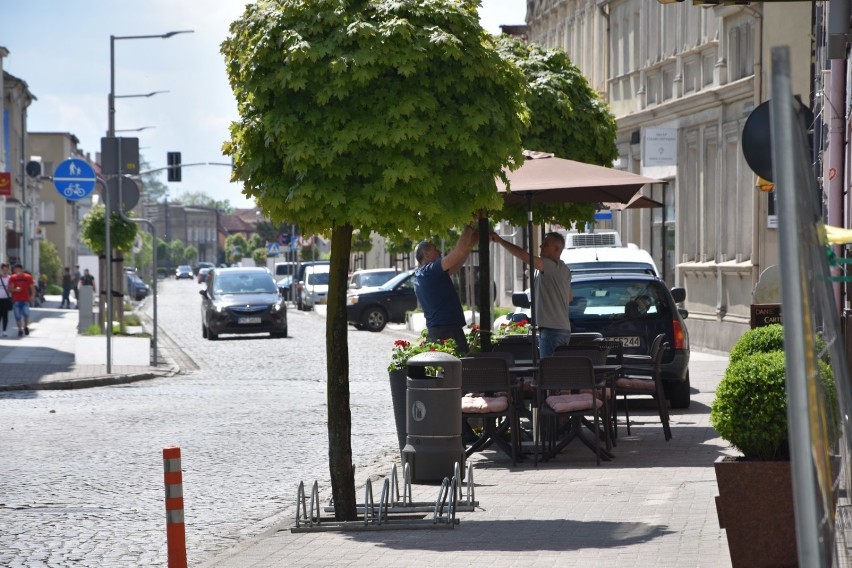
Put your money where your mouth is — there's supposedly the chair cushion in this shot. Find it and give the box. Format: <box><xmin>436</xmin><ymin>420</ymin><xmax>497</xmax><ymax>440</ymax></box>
<box><xmin>576</xmin><ymin>388</ymin><xmax>613</xmax><ymax>399</ymax></box>
<box><xmin>462</xmin><ymin>394</ymin><xmax>509</xmax><ymax>413</ymax></box>
<box><xmin>615</xmin><ymin>378</ymin><xmax>655</xmax><ymax>392</ymax></box>
<box><xmin>546</xmin><ymin>393</ymin><xmax>602</xmax><ymax>413</ymax></box>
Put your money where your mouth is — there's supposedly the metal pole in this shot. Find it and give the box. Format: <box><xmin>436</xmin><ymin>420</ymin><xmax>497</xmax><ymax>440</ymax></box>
<box><xmin>770</xmin><ymin>45</ymin><xmax>822</xmax><ymax>568</ymax></box>
<box><xmin>125</xmin><ymin>213</ymin><xmax>158</xmax><ymax>365</ymax></box>
<box><xmin>109</xmin><ymin>35</ymin><xmax>115</xmax><ymax>137</ymax></box>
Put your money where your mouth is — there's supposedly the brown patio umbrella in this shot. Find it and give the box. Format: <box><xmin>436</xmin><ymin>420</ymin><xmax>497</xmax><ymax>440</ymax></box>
<box><xmin>497</xmin><ymin>151</ymin><xmax>661</xmax><ymax>205</ymax></box>
<box><xmin>483</xmin><ymin>151</ymin><xmax>661</xmax><ymax>363</ymax></box>
<box><xmin>603</xmin><ymin>193</ymin><xmax>663</xmax><ymax>210</ymax></box>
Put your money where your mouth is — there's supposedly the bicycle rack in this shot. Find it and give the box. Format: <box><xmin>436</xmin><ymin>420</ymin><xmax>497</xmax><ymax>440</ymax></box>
<box><xmin>322</xmin><ymin>462</ymin><xmax>479</xmax><ymax>515</ymax></box>
<box><xmin>293</xmin><ymin>462</ymin><xmax>472</xmax><ymax>532</ymax></box>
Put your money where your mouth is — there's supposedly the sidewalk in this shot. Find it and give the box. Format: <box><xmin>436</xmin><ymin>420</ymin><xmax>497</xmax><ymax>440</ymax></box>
<box><xmin>0</xmin><ymin>298</ymin><xmax>735</xmax><ymax>566</ymax></box>
<box><xmin>0</xmin><ymin>294</ymin><xmax>178</xmax><ymax>391</ymax></box>
<box><xmin>199</xmin><ymin>311</ymin><xmax>734</xmax><ymax>567</ymax></box>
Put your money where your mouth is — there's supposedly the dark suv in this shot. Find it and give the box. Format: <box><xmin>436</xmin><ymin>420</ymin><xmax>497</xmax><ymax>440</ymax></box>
<box><xmin>346</xmin><ymin>270</ymin><xmax>417</xmax><ymax>332</ymax></box>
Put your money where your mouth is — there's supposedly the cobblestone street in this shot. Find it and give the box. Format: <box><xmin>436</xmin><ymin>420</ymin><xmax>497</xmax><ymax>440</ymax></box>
<box><xmin>0</xmin><ymin>279</ymin><xmax>406</xmax><ymax>566</ymax></box>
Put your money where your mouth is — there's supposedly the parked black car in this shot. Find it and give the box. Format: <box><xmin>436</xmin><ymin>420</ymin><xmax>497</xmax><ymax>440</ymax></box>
<box><xmin>568</xmin><ymin>273</ymin><xmax>690</xmax><ymax>408</ymax></box>
<box><xmin>509</xmin><ymin>273</ymin><xmax>691</xmax><ymax>408</ymax></box>
<box><xmin>200</xmin><ymin>267</ymin><xmax>288</xmax><ymax>340</ymax></box>
<box><xmin>346</xmin><ymin>270</ymin><xmax>417</xmax><ymax>332</ymax></box>
<box><xmin>125</xmin><ymin>273</ymin><xmax>149</xmax><ymax>301</ymax></box>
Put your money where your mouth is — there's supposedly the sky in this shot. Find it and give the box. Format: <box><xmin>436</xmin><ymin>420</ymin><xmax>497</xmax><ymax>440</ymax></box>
<box><xmin>0</xmin><ymin>0</ymin><xmax>526</xmax><ymax>210</ymax></box>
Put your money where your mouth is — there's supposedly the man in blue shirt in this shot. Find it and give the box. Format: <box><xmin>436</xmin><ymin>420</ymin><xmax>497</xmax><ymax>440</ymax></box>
<box><xmin>414</xmin><ymin>225</ymin><xmax>479</xmax><ymax>353</ymax></box>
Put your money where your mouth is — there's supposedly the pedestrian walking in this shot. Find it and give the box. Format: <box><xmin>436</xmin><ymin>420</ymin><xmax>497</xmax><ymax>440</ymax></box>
<box><xmin>413</xmin><ymin>224</ymin><xmax>479</xmax><ymax>353</ymax></box>
<box><xmin>8</xmin><ymin>263</ymin><xmax>35</xmax><ymax>337</ymax></box>
<box><xmin>491</xmin><ymin>231</ymin><xmax>573</xmax><ymax>357</ymax></box>
<box><xmin>0</xmin><ymin>263</ymin><xmax>12</xmax><ymax>337</ymax></box>
<box><xmin>60</xmin><ymin>267</ymin><xmax>73</xmax><ymax>309</ymax></box>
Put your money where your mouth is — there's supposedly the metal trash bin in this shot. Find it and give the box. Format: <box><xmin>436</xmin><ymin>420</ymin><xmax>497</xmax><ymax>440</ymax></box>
<box><xmin>402</xmin><ymin>352</ymin><xmax>465</xmax><ymax>483</ymax></box>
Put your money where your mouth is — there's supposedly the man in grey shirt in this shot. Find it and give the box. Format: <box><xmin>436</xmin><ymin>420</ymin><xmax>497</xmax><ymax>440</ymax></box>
<box><xmin>490</xmin><ymin>231</ymin><xmax>572</xmax><ymax>357</ymax></box>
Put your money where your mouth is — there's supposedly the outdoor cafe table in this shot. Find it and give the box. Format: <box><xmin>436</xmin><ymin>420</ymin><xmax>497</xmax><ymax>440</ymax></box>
<box><xmin>518</xmin><ymin>362</ymin><xmax>620</xmax><ymax>461</ymax></box>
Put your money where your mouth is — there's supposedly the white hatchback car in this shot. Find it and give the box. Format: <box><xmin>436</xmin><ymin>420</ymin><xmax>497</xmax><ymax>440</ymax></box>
<box><xmin>299</xmin><ymin>264</ymin><xmax>330</xmax><ymax>310</ymax></box>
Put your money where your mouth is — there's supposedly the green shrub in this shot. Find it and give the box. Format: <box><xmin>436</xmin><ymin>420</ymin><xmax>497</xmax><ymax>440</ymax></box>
<box><xmin>711</xmin><ymin>351</ymin><xmax>789</xmax><ymax>460</ymax></box>
<box><xmin>84</xmin><ymin>324</ymin><xmax>102</xmax><ymax>336</ymax></box>
<box><xmin>47</xmin><ymin>284</ymin><xmax>62</xmax><ymax>295</ymax></box>
<box><xmin>712</xmin><ymin>350</ymin><xmax>836</xmax><ymax>461</ymax></box>
<box><xmin>728</xmin><ymin>324</ymin><xmax>784</xmax><ymax>364</ymax></box>
<box><xmin>124</xmin><ymin>313</ymin><xmax>141</xmax><ymax>326</ymax></box>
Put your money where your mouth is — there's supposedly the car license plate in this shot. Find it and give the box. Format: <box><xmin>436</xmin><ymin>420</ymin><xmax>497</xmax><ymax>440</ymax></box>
<box><xmin>238</xmin><ymin>317</ymin><xmax>262</xmax><ymax>324</ymax></box>
<box><xmin>611</xmin><ymin>336</ymin><xmax>641</xmax><ymax>347</ymax></box>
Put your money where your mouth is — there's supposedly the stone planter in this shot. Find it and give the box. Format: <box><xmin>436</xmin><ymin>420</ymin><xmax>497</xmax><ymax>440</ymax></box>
<box><xmin>75</xmin><ymin>336</ymin><xmax>151</xmax><ymax>366</ymax></box>
<box><xmin>389</xmin><ymin>369</ymin><xmax>408</xmax><ymax>453</ymax></box>
<box><xmin>714</xmin><ymin>456</ymin><xmax>797</xmax><ymax>568</ymax></box>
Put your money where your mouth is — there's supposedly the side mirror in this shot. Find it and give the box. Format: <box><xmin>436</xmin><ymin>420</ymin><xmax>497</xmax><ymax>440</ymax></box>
<box><xmin>199</xmin><ymin>289</ymin><xmax>208</xmax><ymax>299</ymax></box>
<box><xmin>670</xmin><ymin>287</ymin><xmax>686</xmax><ymax>303</ymax></box>
<box><xmin>511</xmin><ymin>291</ymin><xmax>531</xmax><ymax>309</ymax></box>
<box><xmin>678</xmin><ymin>308</ymin><xmax>689</xmax><ymax>319</ymax></box>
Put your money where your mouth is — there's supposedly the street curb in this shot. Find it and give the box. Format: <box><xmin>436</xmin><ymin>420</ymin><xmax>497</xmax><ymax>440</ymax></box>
<box><xmin>0</xmin><ymin>368</ymin><xmax>178</xmax><ymax>392</ymax></box>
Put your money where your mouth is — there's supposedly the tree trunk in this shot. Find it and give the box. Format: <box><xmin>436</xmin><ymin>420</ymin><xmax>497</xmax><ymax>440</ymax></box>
<box><xmin>327</xmin><ymin>223</ymin><xmax>356</xmax><ymax>520</ymax></box>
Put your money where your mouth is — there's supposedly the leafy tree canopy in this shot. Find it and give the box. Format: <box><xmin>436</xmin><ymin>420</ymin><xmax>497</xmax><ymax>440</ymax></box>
<box><xmin>80</xmin><ymin>205</ymin><xmax>138</xmax><ymax>254</ymax></box>
<box><xmin>172</xmin><ymin>190</ymin><xmax>234</xmax><ymax>213</ymax></box>
<box><xmin>222</xmin><ymin>0</ymin><xmax>529</xmax><ymax>239</ymax></box>
<box><xmin>493</xmin><ymin>36</ymin><xmax>618</xmax><ymax>229</ymax></box>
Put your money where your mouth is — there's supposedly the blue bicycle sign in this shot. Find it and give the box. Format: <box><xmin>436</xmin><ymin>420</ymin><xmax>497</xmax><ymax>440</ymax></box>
<box><xmin>53</xmin><ymin>158</ymin><xmax>96</xmax><ymax>201</ymax></box>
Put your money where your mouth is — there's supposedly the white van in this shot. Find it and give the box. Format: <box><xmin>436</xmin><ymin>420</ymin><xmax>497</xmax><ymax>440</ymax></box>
<box><xmin>560</xmin><ymin>231</ymin><xmax>659</xmax><ymax>277</ymax></box>
<box><xmin>561</xmin><ymin>244</ymin><xmax>659</xmax><ymax>277</ymax></box>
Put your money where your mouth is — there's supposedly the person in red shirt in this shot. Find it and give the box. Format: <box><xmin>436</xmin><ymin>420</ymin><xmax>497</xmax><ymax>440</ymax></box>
<box><xmin>8</xmin><ymin>263</ymin><xmax>35</xmax><ymax>337</ymax></box>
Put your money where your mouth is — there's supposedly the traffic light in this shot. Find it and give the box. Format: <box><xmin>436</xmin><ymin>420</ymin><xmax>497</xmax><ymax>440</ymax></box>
<box><xmin>167</xmin><ymin>152</ymin><xmax>182</xmax><ymax>182</ymax></box>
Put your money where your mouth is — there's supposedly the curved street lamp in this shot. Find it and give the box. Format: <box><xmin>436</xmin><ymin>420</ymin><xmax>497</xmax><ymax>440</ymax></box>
<box><xmin>115</xmin><ymin>126</ymin><xmax>156</xmax><ymax>133</ymax></box>
<box><xmin>115</xmin><ymin>90</ymin><xmax>169</xmax><ymax>100</ymax></box>
<box><xmin>108</xmin><ymin>30</ymin><xmax>193</xmax><ymax>137</ymax></box>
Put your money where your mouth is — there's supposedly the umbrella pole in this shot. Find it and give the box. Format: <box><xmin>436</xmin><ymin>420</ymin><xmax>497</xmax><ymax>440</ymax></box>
<box><xmin>527</xmin><ymin>193</ymin><xmax>538</xmax><ymax>367</ymax></box>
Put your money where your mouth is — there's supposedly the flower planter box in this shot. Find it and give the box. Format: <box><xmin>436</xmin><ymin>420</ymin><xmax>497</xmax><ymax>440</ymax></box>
<box><xmin>75</xmin><ymin>336</ymin><xmax>151</xmax><ymax>366</ymax></box>
<box><xmin>714</xmin><ymin>456</ymin><xmax>797</xmax><ymax>568</ymax></box>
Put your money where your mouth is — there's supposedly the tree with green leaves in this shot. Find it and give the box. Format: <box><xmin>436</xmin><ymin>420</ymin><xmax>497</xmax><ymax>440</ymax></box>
<box><xmin>222</xmin><ymin>0</ymin><xmax>528</xmax><ymax>519</ymax></box>
<box><xmin>80</xmin><ymin>205</ymin><xmax>138</xmax><ymax>329</ymax></box>
<box><xmin>38</xmin><ymin>239</ymin><xmax>61</xmax><ymax>285</ymax></box>
<box><xmin>494</xmin><ymin>36</ymin><xmax>618</xmax><ymax>228</ymax></box>
<box><xmin>173</xmin><ymin>190</ymin><xmax>235</xmax><ymax>213</ymax></box>
<box><xmin>184</xmin><ymin>244</ymin><xmax>198</xmax><ymax>265</ymax></box>
<box><xmin>169</xmin><ymin>240</ymin><xmax>186</xmax><ymax>267</ymax></box>
<box><xmin>252</xmin><ymin>247</ymin><xmax>267</xmax><ymax>266</ymax></box>
<box><xmin>225</xmin><ymin>234</ymin><xmax>248</xmax><ymax>264</ymax></box>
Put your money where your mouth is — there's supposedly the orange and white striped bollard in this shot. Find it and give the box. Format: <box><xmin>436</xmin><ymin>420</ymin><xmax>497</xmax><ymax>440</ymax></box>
<box><xmin>163</xmin><ymin>446</ymin><xmax>187</xmax><ymax>568</ymax></box>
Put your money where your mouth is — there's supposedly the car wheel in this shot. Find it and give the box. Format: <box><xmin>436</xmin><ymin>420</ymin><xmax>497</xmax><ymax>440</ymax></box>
<box><xmin>362</xmin><ymin>306</ymin><xmax>387</xmax><ymax>332</ymax></box>
<box><xmin>202</xmin><ymin>323</ymin><xmax>208</xmax><ymax>339</ymax></box>
<box><xmin>666</xmin><ymin>371</ymin><xmax>691</xmax><ymax>409</ymax></box>
<box><xmin>208</xmin><ymin>329</ymin><xmax>218</xmax><ymax>341</ymax></box>
<box><xmin>353</xmin><ymin>323</ymin><xmax>366</xmax><ymax>331</ymax></box>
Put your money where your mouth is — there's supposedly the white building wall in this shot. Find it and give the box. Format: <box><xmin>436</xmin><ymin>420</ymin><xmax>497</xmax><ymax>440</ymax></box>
<box><xmin>519</xmin><ymin>1</ymin><xmax>812</xmax><ymax>351</ymax></box>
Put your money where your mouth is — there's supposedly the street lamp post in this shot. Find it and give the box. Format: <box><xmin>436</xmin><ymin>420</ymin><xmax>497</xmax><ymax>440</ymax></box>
<box><xmin>108</xmin><ymin>31</ymin><xmax>193</xmax><ymax>137</ymax></box>
<box><xmin>115</xmin><ymin>126</ymin><xmax>156</xmax><ymax>133</ymax></box>
<box><xmin>104</xmin><ymin>29</ymin><xmax>193</xmax><ymax>374</ymax></box>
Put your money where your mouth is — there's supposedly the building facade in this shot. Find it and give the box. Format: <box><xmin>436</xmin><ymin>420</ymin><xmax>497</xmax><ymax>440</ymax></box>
<box><xmin>1</xmin><ymin>64</ymin><xmax>40</xmax><ymax>274</ymax></box>
<box><xmin>514</xmin><ymin>1</ymin><xmax>814</xmax><ymax>351</ymax></box>
<box><xmin>29</xmin><ymin>132</ymin><xmax>90</xmax><ymax>270</ymax></box>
